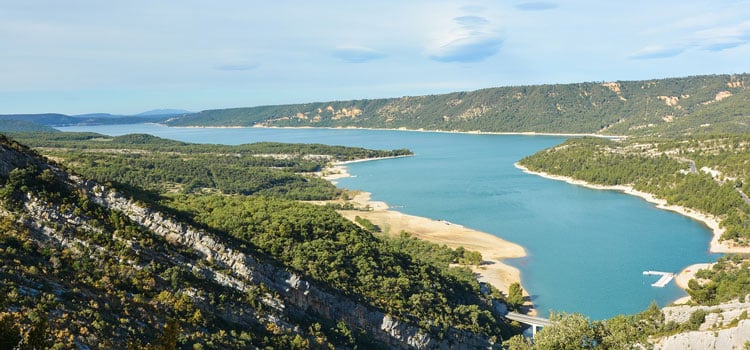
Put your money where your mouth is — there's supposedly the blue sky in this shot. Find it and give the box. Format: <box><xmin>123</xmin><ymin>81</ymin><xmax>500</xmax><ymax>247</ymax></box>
<box><xmin>2</xmin><ymin>0</ymin><xmax>749</xmax><ymax>115</ymax></box>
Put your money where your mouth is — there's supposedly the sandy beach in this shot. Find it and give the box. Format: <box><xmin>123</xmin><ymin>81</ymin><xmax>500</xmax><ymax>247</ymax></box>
<box><xmin>337</xmin><ymin>192</ymin><xmax>529</xmax><ymax>301</ymax></box>
<box><xmin>674</xmin><ymin>263</ymin><xmax>715</xmax><ymax>290</ymax></box>
<box><xmin>320</xmin><ymin>155</ymin><xmax>412</xmax><ymax>185</ymax></box>
<box><xmin>671</xmin><ymin>263</ymin><xmax>716</xmax><ymax>304</ymax></box>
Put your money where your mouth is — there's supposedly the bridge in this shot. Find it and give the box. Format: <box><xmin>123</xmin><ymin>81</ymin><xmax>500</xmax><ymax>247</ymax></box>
<box><xmin>506</xmin><ymin>312</ymin><xmax>553</xmax><ymax>336</ymax></box>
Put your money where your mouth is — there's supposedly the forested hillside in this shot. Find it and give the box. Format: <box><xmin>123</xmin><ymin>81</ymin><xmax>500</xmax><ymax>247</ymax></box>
<box><xmin>166</xmin><ymin>74</ymin><xmax>750</xmax><ymax>136</ymax></box>
<box><xmin>0</xmin><ymin>134</ymin><xmax>512</xmax><ymax>348</ymax></box>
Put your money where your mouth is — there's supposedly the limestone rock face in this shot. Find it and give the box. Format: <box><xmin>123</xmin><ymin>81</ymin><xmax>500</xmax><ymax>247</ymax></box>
<box><xmin>655</xmin><ymin>320</ymin><xmax>750</xmax><ymax>350</ymax></box>
<box><xmin>79</xmin><ymin>181</ymin><xmax>499</xmax><ymax>349</ymax></box>
<box><xmin>655</xmin><ymin>302</ymin><xmax>750</xmax><ymax>349</ymax></box>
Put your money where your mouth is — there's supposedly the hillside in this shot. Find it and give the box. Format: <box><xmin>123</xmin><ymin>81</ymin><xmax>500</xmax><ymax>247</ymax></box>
<box><xmin>165</xmin><ymin>74</ymin><xmax>750</xmax><ymax>136</ymax></box>
<box><xmin>0</xmin><ymin>134</ymin><xmax>513</xmax><ymax>348</ymax></box>
<box><xmin>0</xmin><ymin>119</ymin><xmax>59</xmax><ymax>133</ymax></box>
<box><xmin>0</xmin><ymin>113</ymin><xmax>166</xmax><ymax>129</ymax></box>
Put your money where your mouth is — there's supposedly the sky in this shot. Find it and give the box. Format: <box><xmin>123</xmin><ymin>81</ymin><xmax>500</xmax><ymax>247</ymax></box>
<box><xmin>2</xmin><ymin>0</ymin><xmax>750</xmax><ymax>115</ymax></box>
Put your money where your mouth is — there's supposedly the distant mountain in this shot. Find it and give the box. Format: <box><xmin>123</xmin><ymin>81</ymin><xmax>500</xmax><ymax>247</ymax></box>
<box><xmin>73</xmin><ymin>113</ymin><xmax>124</xmax><ymax>118</ymax></box>
<box><xmin>165</xmin><ymin>73</ymin><xmax>750</xmax><ymax>137</ymax></box>
<box><xmin>0</xmin><ymin>113</ymin><xmax>79</xmax><ymax>126</ymax></box>
<box><xmin>136</xmin><ymin>108</ymin><xmax>192</xmax><ymax>116</ymax></box>
<box><xmin>0</xmin><ymin>112</ymin><xmax>167</xmax><ymax>127</ymax></box>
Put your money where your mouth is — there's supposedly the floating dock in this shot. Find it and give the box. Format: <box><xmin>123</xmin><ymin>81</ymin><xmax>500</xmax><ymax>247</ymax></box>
<box><xmin>643</xmin><ymin>271</ymin><xmax>675</xmax><ymax>287</ymax></box>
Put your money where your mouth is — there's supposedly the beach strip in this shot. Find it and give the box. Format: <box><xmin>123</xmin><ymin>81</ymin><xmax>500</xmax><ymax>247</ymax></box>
<box><xmin>338</xmin><ymin>191</ymin><xmax>527</xmax><ymax>296</ymax></box>
<box><xmin>514</xmin><ymin>163</ymin><xmax>750</xmax><ymax>255</ymax></box>
<box><xmin>318</xmin><ymin>160</ymin><xmax>531</xmax><ymax>303</ymax></box>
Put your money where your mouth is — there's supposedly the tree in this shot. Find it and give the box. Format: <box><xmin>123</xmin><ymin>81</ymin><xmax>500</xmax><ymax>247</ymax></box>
<box><xmin>533</xmin><ymin>312</ymin><xmax>603</xmax><ymax>350</ymax></box>
<box><xmin>507</xmin><ymin>282</ymin><xmax>524</xmax><ymax>311</ymax></box>
<box><xmin>504</xmin><ymin>334</ymin><xmax>533</xmax><ymax>350</ymax></box>
<box><xmin>0</xmin><ymin>313</ymin><xmax>22</xmax><ymax>349</ymax></box>
<box><xmin>146</xmin><ymin>318</ymin><xmax>179</xmax><ymax>350</ymax></box>
<box><xmin>20</xmin><ymin>316</ymin><xmax>52</xmax><ymax>350</ymax></box>
<box><xmin>601</xmin><ymin>314</ymin><xmax>643</xmax><ymax>349</ymax></box>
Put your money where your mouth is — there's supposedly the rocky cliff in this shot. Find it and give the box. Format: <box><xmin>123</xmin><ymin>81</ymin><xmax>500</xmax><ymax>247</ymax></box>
<box><xmin>654</xmin><ymin>300</ymin><xmax>750</xmax><ymax>349</ymax></box>
<box><xmin>0</xmin><ymin>134</ymin><xmax>502</xmax><ymax>348</ymax></box>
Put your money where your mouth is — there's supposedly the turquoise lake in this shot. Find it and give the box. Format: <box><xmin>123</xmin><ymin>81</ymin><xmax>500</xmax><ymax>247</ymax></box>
<box><xmin>59</xmin><ymin>124</ymin><xmax>721</xmax><ymax>320</ymax></box>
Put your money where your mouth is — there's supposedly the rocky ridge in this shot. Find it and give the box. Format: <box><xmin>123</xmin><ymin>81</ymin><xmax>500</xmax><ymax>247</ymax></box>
<box><xmin>0</xmin><ymin>134</ymin><xmax>501</xmax><ymax>349</ymax></box>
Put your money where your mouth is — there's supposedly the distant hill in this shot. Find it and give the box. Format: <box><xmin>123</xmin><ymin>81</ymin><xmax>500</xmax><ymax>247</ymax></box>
<box><xmin>73</xmin><ymin>113</ymin><xmax>124</xmax><ymax>118</ymax></box>
<box><xmin>0</xmin><ymin>119</ymin><xmax>59</xmax><ymax>133</ymax></box>
<box><xmin>165</xmin><ymin>73</ymin><xmax>750</xmax><ymax>137</ymax></box>
<box><xmin>136</xmin><ymin>108</ymin><xmax>192</xmax><ymax>116</ymax></box>
<box><xmin>0</xmin><ymin>113</ymin><xmax>79</xmax><ymax>126</ymax></box>
<box><xmin>0</xmin><ymin>112</ymin><xmax>168</xmax><ymax>127</ymax></box>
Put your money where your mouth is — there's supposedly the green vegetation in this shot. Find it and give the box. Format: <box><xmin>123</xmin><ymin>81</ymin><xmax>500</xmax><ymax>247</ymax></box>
<box><xmin>506</xmin><ymin>283</ymin><xmax>525</xmax><ymax>312</ymax></box>
<box><xmin>166</xmin><ymin>74</ymin><xmax>750</xmax><ymax>137</ymax></box>
<box><xmin>10</xmin><ymin>132</ymin><xmax>411</xmax><ymax>200</ymax></box>
<box><xmin>165</xmin><ymin>194</ymin><xmax>506</xmax><ymax>336</ymax></box>
<box><xmin>687</xmin><ymin>255</ymin><xmax>750</xmax><ymax>305</ymax></box>
<box><xmin>519</xmin><ymin>136</ymin><xmax>750</xmax><ymax>245</ymax></box>
<box><xmin>0</xmin><ymin>133</ymin><xmax>511</xmax><ymax>348</ymax></box>
<box><xmin>0</xmin><ymin>119</ymin><xmax>59</xmax><ymax>133</ymax></box>
<box><xmin>503</xmin><ymin>301</ymin><xmax>724</xmax><ymax>349</ymax></box>
<box><xmin>0</xmin><ymin>159</ymin><xmax>319</xmax><ymax>348</ymax></box>
<box><xmin>354</xmin><ymin>215</ymin><xmax>380</xmax><ymax>232</ymax></box>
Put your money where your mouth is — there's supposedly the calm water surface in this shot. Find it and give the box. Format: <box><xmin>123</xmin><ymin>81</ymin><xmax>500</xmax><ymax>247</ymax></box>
<box><xmin>60</xmin><ymin>124</ymin><xmax>720</xmax><ymax>319</ymax></box>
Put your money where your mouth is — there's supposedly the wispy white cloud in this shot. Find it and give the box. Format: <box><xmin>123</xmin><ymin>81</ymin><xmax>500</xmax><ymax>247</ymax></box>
<box><xmin>430</xmin><ymin>36</ymin><xmax>504</xmax><ymax>63</ymax></box>
<box><xmin>214</xmin><ymin>63</ymin><xmax>260</xmax><ymax>71</ymax></box>
<box><xmin>630</xmin><ymin>20</ymin><xmax>750</xmax><ymax>59</ymax></box>
<box><xmin>515</xmin><ymin>2</ymin><xmax>558</xmax><ymax>11</ymax></box>
<box><xmin>428</xmin><ymin>12</ymin><xmax>504</xmax><ymax>63</ymax></box>
<box><xmin>453</xmin><ymin>16</ymin><xmax>489</xmax><ymax>29</ymax></box>
<box><xmin>629</xmin><ymin>45</ymin><xmax>686</xmax><ymax>60</ymax></box>
<box><xmin>693</xmin><ymin>21</ymin><xmax>750</xmax><ymax>52</ymax></box>
<box><xmin>332</xmin><ymin>47</ymin><xmax>386</xmax><ymax>63</ymax></box>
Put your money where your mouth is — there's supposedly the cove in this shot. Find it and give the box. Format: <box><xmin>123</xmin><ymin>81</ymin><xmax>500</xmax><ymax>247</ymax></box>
<box><xmin>59</xmin><ymin>124</ymin><xmax>720</xmax><ymax>320</ymax></box>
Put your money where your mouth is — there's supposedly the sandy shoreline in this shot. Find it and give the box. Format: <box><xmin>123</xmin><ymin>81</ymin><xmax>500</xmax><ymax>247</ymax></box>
<box><xmin>320</xmin><ymin>155</ymin><xmax>412</xmax><ymax>185</ymax></box>
<box><xmin>337</xmin><ymin>192</ymin><xmax>530</xmax><ymax>307</ymax></box>
<box><xmin>671</xmin><ymin>263</ymin><xmax>715</xmax><ymax>304</ymax></box>
<box><xmin>166</xmin><ymin>123</ymin><xmax>626</xmax><ymax>140</ymax></box>
<box><xmin>514</xmin><ymin>163</ymin><xmax>750</xmax><ymax>254</ymax></box>
<box><xmin>514</xmin><ymin>162</ymin><xmax>748</xmax><ymax>304</ymax></box>
<box><xmin>317</xmin><ymin>159</ymin><xmax>533</xmax><ymax>311</ymax></box>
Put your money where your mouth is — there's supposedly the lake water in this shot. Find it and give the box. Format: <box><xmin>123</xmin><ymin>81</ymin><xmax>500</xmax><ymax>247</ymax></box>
<box><xmin>59</xmin><ymin>124</ymin><xmax>720</xmax><ymax>320</ymax></box>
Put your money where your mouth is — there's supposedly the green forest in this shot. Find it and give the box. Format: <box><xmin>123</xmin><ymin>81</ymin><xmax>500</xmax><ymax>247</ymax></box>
<box><xmin>165</xmin><ymin>74</ymin><xmax>750</xmax><ymax>137</ymax></box>
<box><xmin>0</xmin><ymin>133</ymin><xmax>515</xmax><ymax>348</ymax></box>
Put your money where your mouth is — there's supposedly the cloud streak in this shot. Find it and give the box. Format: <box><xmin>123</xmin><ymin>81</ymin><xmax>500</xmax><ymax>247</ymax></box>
<box><xmin>215</xmin><ymin>63</ymin><xmax>260</xmax><ymax>71</ymax></box>
<box><xmin>630</xmin><ymin>20</ymin><xmax>750</xmax><ymax>59</ymax></box>
<box><xmin>429</xmin><ymin>13</ymin><xmax>504</xmax><ymax>63</ymax></box>
<box><xmin>332</xmin><ymin>47</ymin><xmax>386</xmax><ymax>63</ymax></box>
<box><xmin>629</xmin><ymin>45</ymin><xmax>686</xmax><ymax>60</ymax></box>
<box><xmin>515</xmin><ymin>2</ymin><xmax>558</xmax><ymax>11</ymax></box>
<box><xmin>430</xmin><ymin>36</ymin><xmax>503</xmax><ymax>62</ymax></box>
<box><xmin>453</xmin><ymin>16</ymin><xmax>489</xmax><ymax>28</ymax></box>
